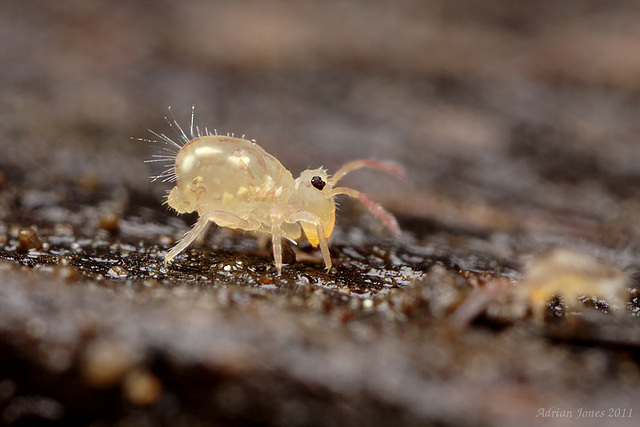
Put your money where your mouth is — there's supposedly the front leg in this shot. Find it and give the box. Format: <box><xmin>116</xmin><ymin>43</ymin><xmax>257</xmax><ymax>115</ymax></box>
<box><xmin>289</xmin><ymin>211</ymin><xmax>332</xmax><ymax>271</ymax></box>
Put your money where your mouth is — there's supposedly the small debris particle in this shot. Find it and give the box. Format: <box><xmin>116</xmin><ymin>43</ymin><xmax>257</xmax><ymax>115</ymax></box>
<box><xmin>158</xmin><ymin>235</ymin><xmax>173</xmax><ymax>247</ymax></box>
<box><xmin>25</xmin><ymin>318</ymin><xmax>47</xmax><ymax>338</ymax></box>
<box><xmin>107</xmin><ymin>265</ymin><xmax>129</xmax><ymax>278</ymax></box>
<box><xmin>142</xmin><ymin>279</ymin><xmax>160</xmax><ymax>288</ymax></box>
<box><xmin>77</xmin><ymin>172</ymin><xmax>102</xmax><ymax>192</ymax></box>
<box><xmin>81</xmin><ymin>341</ymin><xmax>134</xmax><ymax>388</ymax></box>
<box><xmin>260</xmin><ymin>276</ymin><xmax>274</xmax><ymax>285</ymax></box>
<box><xmin>123</xmin><ymin>369</ymin><xmax>162</xmax><ymax>406</ymax></box>
<box><xmin>0</xmin><ymin>379</ymin><xmax>16</xmax><ymax>402</ymax></box>
<box><xmin>17</xmin><ymin>227</ymin><xmax>43</xmax><ymax>251</ymax></box>
<box><xmin>98</xmin><ymin>212</ymin><xmax>120</xmax><ymax>233</ymax></box>
<box><xmin>338</xmin><ymin>287</ymin><xmax>351</xmax><ymax>296</ymax></box>
<box><xmin>55</xmin><ymin>265</ymin><xmax>80</xmax><ymax>281</ymax></box>
<box><xmin>54</xmin><ymin>223</ymin><xmax>74</xmax><ymax>235</ymax></box>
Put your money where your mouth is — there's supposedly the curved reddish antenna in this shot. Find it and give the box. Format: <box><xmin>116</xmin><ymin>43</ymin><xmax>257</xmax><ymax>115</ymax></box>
<box><xmin>330</xmin><ymin>187</ymin><xmax>401</xmax><ymax>237</ymax></box>
<box><xmin>329</xmin><ymin>159</ymin><xmax>407</xmax><ymax>185</ymax></box>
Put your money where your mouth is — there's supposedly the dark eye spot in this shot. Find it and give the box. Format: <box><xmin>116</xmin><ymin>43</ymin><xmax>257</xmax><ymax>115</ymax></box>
<box><xmin>311</xmin><ymin>176</ymin><xmax>326</xmax><ymax>190</ymax></box>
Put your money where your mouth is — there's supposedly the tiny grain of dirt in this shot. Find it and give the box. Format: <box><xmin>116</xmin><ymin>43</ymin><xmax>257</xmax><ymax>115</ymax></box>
<box><xmin>2</xmin><ymin>1</ymin><xmax>640</xmax><ymax>426</ymax></box>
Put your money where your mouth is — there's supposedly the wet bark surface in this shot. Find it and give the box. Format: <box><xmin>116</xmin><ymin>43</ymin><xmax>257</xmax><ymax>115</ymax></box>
<box><xmin>2</xmin><ymin>1</ymin><xmax>640</xmax><ymax>425</ymax></box>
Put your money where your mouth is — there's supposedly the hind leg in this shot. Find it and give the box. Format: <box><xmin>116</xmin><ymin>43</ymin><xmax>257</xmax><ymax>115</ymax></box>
<box><xmin>270</xmin><ymin>222</ymin><xmax>283</xmax><ymax>275</ymax></box>
<box><xmin>165</xmin><ymin>211</ymin><xmax>256</xmax><ymax>265</ymax></box>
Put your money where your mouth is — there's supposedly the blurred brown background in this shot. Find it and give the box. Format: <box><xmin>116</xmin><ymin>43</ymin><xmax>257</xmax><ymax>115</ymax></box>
<box><xmin>3</xmin><ymin>1</ymin><xmax>640</xmax><ymax>426</ymax></box>
<box><xmin>3</xmin><ymin>0</ymin><xmax>640</xmax><ymax>238</ymax></box>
